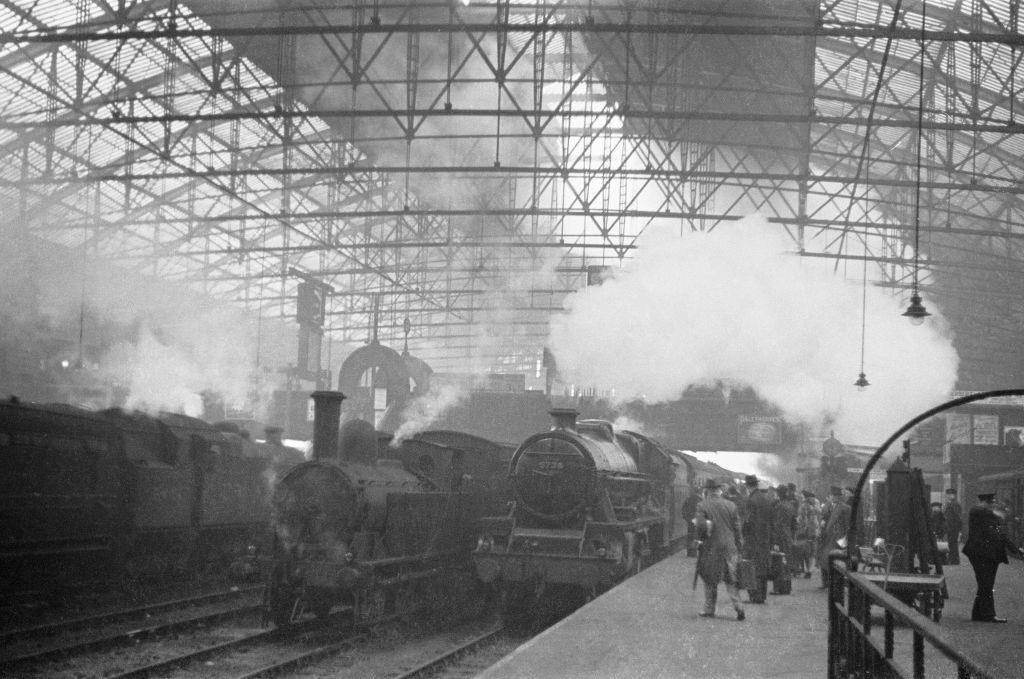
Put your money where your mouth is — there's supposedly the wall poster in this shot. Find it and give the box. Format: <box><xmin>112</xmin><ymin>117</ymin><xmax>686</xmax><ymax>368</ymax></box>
<box><xmin>973</xmin><ymin>415</ymin><xmax>999</xmax><ymax>445</ymax></box>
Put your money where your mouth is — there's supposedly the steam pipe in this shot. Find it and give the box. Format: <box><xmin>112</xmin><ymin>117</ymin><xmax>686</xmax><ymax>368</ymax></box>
<box><xmin>310</xmin><ymin>390</ymin><xmax>346</xmax><ymax>461</ymax></box>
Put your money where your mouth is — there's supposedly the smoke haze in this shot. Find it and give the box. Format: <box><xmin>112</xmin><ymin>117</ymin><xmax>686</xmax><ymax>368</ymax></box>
<box><xmin>548</xmin><ymin>215</ymin><xmax>959</xmax><ymax>447</ymax></box>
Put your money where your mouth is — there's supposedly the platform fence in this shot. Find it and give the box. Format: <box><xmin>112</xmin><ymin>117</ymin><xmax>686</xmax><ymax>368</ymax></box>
<box><xmin>827</xmin><ymin>554</ymin><xmax>994</xmax><ymax>679</ymax></box>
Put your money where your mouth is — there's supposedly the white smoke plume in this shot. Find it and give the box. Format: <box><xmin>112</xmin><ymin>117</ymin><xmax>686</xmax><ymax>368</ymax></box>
<box><xmin>100</xmin><ymin>322</ymin><xmax>260</xmax><ymax>417</ymax></box>
<box><xmin>390</xmin><ymin>380</ymin><xmax>469</xmax><ymax>445</ymax></box>
<box><xmin>548</xmin><ymin>215</ymin><xmax>959</xmax><ymax>447</ymax></box>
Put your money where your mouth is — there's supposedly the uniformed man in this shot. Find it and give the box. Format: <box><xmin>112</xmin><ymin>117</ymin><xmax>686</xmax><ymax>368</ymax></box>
<box><xmin>943</xmin><ymin>488</ymin><xmax>962</xmax><ymax>565</ymax></box>
<box><xmin>962</xmin><ymin>491</ymin><xmax>1023</xmax><ymax>622</ymax></box>
<box><xmin>819</xmin><ymin>486</ymin><xmax>852</xmax><ymax>588</ymax></box>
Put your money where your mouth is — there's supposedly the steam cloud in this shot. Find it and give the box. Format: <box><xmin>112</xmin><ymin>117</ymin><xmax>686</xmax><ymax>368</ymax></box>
<box><xmin>390</xmin><ymin>380</ymin><xmax>468</xmax><ymax>445</ymax></box>
<box><xmin>548</xmin><ymin>215</ymin><xmax>959</xmax><ymax>447</ymax></box>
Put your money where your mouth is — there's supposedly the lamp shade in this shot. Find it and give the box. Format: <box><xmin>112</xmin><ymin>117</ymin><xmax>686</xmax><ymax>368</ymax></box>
<box><xmin>902</xmin><ymin>293</ymin><xmax>931</xmax><ymax>325</ymax></box>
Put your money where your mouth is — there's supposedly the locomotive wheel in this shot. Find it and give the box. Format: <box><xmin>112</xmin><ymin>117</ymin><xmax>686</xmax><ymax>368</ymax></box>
<box><xmin>270</xmin><ymin>590</ymin><xmax>299</xmax><ymax>627</ymax></box>
<box><xmin>267</xmin><ymin>564</ymin><xmax>299</xmax><ymax>627</ymax></box>
<box><xmin>358</xmin><ymin>588</ymin><xmax>389</xmax><ymax>624</ymax></box>
<box><xmin>395</xmin><ymin>583</ymin><xmax>425</xmax><ymax>620</ymax></box>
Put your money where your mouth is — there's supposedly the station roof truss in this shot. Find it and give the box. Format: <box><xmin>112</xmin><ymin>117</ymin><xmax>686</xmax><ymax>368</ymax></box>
<box><xmin>0</xmin><ymin>0</ymin><xmax>1022</xmax><ymax>384</ymax></box>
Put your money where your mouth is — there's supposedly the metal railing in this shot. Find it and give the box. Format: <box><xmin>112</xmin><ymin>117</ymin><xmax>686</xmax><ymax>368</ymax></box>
<box><xmin>827</xmin><ymin>554</ymin><xmax>994</xmax><ymax>679</ymax></box>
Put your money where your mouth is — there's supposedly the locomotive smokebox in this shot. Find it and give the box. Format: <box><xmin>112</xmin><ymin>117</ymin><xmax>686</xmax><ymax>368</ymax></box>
<box><xmin>310</xmin><ymin>391</ymin><xmax>346</xmax><ymax>460</ymax></box>
<box><xmin>549</xmin><ymin>408</ymin><xmax>578</xmax><ymax>431</ymax></box>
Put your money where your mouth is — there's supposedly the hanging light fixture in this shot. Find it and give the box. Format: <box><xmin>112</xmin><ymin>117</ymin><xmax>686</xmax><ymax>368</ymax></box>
<box><xmin>903</xmin><ymin>0</ymin><xmax>931</xmax><ymax>325</ymax></box>
<box><xmin>855</xmin><ymin>240</ymin><xmax>870</xmax><ymax>390</ymax></box>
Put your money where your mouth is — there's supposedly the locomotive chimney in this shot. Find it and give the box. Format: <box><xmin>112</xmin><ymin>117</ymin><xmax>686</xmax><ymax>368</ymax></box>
<box><xmin>310</xmin><ymin>391</ymin><xmax>346</xmax><ymax>461</ymax></box>
<box><xmin>549</xmin><ymin>408</ymin><xmax>578</xmax><ymax>431</ymax></box>
<box><xmin>263</xmin><ymin>426</ymin><xmax>283</xmax><ymax>446</ymax></box>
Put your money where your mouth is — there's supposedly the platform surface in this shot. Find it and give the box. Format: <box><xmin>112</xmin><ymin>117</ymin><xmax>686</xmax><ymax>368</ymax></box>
<box><xmin>481</xmin><ymin>551</ymin><xmax>1024</xmax><ymax>679</ymax></box>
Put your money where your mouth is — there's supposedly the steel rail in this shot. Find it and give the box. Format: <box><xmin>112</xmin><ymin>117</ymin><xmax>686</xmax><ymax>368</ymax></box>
<box><xmin>0</xmin><ymin>585</ymin><xmax>262</xmax><ymax>645</ymax></box>
<box><xmin>392</xmin><ymin>626</ymin><xmax>505</xmax><ymax>679</ymax></box>
<box><xmin>230</xmin><ymin>631</ymin><xmax>369</xmax><ymax>679</ymax></box>
<box><xmin>0</xmin><ymin>603</ymin><xmax>262</xmax><ymax>669</ymax></box>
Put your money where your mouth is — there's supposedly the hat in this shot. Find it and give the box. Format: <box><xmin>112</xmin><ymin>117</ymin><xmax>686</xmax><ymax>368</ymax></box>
<box><xmin>703</xmin><ymin>478</ymin><xmax>722</xmax><ymax>490</ymax></box>
<box><xmin>978</xmin><ymin>492</ymin><xmax>996</xmax><ymax>502</ymax></box>
<box><xmin>743</xmin><ymin>474</ymin><xmax>759</xmax><ymax>487</ymax></box>
<box><xmin>829</xmin><ymin>485</ymin><xmax>842</xmax><ymax>495</ymax></box>
<box><xmin>945</xmin><ymin>488</ymin><xmax>957</xmax><ymax>495</ymax></box>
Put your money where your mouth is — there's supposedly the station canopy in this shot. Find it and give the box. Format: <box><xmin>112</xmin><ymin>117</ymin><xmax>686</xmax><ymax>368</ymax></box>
<box><xmin>0</xmin><ymin>0</ymin><xmax>1022</xmax><ymax>388</ymax></box>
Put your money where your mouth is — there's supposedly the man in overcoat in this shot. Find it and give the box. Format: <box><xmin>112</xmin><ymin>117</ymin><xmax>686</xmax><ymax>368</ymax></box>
<box><xmin>819</xmin><ymin>486</ymin><xmax>851</xmax><ymax>588</ymax></box>
<box><xmin>962</xmin><ymin>492</ymin><xmax>1023</xmax><ymax>622</ymax></box>
<box><xmin>772</xmin><ymin>485</ymin><xmax>798</xmax><ymax>582</ymax></box>
<box><xmin>741</xmin><ymin>474</ymin><xmax>773</xmax><ymax>603</ymax></box>
<box><xmin>943</xmin><ymin>488</ymin><xmax>962</xmax><ymax>565</ymax></box>
<box><xmin>693</xmin><ymin>478</ymin><xmax>745</xmax><ymax>621</ymax></box>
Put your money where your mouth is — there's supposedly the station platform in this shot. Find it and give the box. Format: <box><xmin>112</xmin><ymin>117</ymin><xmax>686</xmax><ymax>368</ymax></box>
<box><xmin>481</xmin><ymin>551</ymin><xmax>1024</xmax><ymax>679</ymax></box>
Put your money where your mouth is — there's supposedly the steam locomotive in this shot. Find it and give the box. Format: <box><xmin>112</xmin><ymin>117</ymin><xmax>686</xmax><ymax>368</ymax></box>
<box><xmin>0</xmin><ymin>397</ymin><xmax>304</xmax><ymax>601</ymax></box>
<box><xmin>472</xmin><ymin>409</ymin><xmax>712</xmax><ymax>626</ymax></box>
<box><xmin>264</xmin><ymin>391</ymin><xmax>513</xmax><ymax>626</ymax></box>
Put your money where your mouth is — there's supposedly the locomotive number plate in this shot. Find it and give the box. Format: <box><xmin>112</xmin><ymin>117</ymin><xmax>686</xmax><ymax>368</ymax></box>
<box><xmin>536</xmin><ymin>460</ymin><xmax>564</xmax><ymax>471</ymax></box>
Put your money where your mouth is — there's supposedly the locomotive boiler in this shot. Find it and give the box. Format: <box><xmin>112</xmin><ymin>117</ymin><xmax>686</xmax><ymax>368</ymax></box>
<box><xmin>265</xmin><ymin>391</ymin><xmax>510</xmax><ymax>626</ymax></box>
<box><xmin>473</xmin><ymin>409</ymin><xmax>698</xmax><ymax>626</ymax></box>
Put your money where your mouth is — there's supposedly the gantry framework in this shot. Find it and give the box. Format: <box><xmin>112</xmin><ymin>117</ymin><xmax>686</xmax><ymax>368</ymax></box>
<box><xmin>0</xmin><ymin>0</ymin><xmax>1022</xmax><ymax>385</ymax></box>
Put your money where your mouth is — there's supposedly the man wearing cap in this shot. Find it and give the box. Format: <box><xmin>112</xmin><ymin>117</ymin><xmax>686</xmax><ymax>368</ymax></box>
<box><xmin>693</xmin><ymin>479</ymin><xmax>745</xmax><ymax>621</ymax></box>
<box><xmin>962</xmin><ymin>491</ymin><xmax>1024</xmax><ymax>622</ymax></box>
<box><xmin>943</xmin><ymin>488</ymin><xmax>962</xmax><ymax>565</ymax></box>
<box><xmin>741</xmin><ymin>474</ymin><xmax>773</xmax><ymax>603</ymax></box>
<box><xmin>819</xmin><ymin>486</ymin><xmax>852</xmax><ymax>588</ymax></box>
<box><xmin>795</xmin><ymin>490</ymin><xmax>821</xmax><ymax>577</ymax></box>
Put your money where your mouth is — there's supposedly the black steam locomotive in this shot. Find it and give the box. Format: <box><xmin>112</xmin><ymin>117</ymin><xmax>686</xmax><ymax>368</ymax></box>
<box><xmin>0</xmin><ymin>397</ymin><xmax>305</xmax><ymax>601</ymax></box>
<box><xmin>472</xmin><ymin>409</ymin><xmax>707</xmax><ymax>626</ymax></box>
<box><xmin>264</xmin><ymin>391</ymin><xmax>513</xmax><ymax>626</ymax></box>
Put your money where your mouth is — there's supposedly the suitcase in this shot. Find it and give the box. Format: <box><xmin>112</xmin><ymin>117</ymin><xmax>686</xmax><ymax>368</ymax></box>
<box><xmin>770</xmin><ymin>550</ymin><xmax>792</xmax><ymax>595</ymax></box>
<box><xmin>768</xmin><ymin>550</ymin><xmax>787</xmax><ymax>579</ymax></box>
<box><xmin>737</xmin><ymin>558</ymin><xmax>757</xmax><ymax>590</ymax></box>
<box><xmin>773</xmin><ymin>571</ymin><xmax>793</xmax><ymax>594</ymax></box>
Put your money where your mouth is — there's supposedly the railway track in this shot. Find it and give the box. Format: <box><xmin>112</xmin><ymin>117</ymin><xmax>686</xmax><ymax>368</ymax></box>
<box><xmin>103</xmin><ymin>612</ymin><xmax>361</xmax><ymax>679</ymax></box>
<box><xmin>2</xmin><ymin>585</ymin><xmax>510</xmax><ymax>679</ymax></box>
<box><xmin>0</xmin><ymin>590</ymin><xmax>264</xmax><ymax>672</ymax></box>
<box><xmin>393</xmin><ymin>626</ymin><xmax>507</xmax><ymax>679</ymax></box>
<box><xmin>0</xmin><ymin>584</ymin><xmax>262</xmax><ymax>646</ymax></box>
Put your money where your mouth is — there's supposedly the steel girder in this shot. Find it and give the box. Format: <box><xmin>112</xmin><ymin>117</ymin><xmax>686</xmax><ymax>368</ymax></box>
<box><xmin>0</xmin><ymin>0</ymin><xmax>1021</xmax><ymax>384</ymax></box>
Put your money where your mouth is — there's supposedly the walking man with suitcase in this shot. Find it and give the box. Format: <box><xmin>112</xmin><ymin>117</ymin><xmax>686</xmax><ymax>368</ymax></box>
<box><xmin>693</xmin><ymin>479</ymin><xmax>745</xmax><ymax>621</ymax></box>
